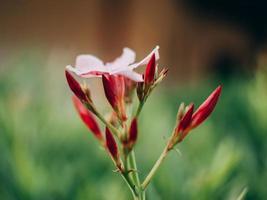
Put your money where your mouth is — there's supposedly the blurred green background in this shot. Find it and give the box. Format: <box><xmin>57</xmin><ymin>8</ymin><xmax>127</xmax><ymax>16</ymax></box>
<box><xmin>1</xmin><ymin>1</ymin><xmax>267</xmax><ymax>200</ymax></box>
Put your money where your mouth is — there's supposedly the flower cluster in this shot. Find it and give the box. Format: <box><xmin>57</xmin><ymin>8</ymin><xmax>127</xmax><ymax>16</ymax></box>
<box><xmin>65</xmin><ymin>46</ymin><xmax>222</xmax><ymax>199</ymax></box>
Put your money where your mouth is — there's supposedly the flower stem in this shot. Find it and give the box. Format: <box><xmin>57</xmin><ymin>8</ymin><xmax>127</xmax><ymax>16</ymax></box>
<box><xmin>124</xmin><ymin>150</ymin><xmax>145</xmax><ymax>200</ymax></box>
<box><xmin>121</xmin><ymin>172</ymin><xmax>138</xmax><ymax>198</ymax></box>
<box><xmin>93</xmin><ymin>109</ymin><xmax>120</xmax><ymax>137</ymax></box>
<box><xmin>128</xmin><ymin>150</ymin><xmax>141</xmax><ymax>186</ymax></box>
<box><xmin>135</xmin><ymin>101</ymin><xmax>144</xmax><ymax>118</ymax></box>
<box><xmin>141</xmin><ymin>145</ymin><xmax>170</xmax><ymax>190</ymax></box>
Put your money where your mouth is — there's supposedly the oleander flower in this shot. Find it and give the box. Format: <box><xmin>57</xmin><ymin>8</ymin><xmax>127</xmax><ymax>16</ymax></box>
<box><xmin>66</xmin><ymin>46</ymin><xmax>160</xmax><ymax>82</ymax></box>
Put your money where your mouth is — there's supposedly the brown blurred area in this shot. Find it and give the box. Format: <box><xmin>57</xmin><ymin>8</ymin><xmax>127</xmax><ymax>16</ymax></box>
<box><xmin>1</xmin><ymin>0</ymin><xmax>267</xmax><ymax>83</ymax></box>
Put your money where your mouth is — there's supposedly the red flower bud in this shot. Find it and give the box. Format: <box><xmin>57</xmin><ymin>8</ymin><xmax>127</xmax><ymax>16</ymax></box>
<box><xmin>105</xmin><ymin>127</ymin><xmax>120</xmax><ymax>164</ymax></box>
<box><xmin>65</xmin><ymin>70</ymin><xmax>87</xmax><ymax>102</ymax></box>
<box><xmin>128</xmin><ymin>118</ymin><xmax>138</xmax><ymax>147</ymax></box>
<box><xmin>102</xmin><ymin>75</ymin><xmax>127</xmax><ymax>121</ymax></box>
<box><xmin>72</xmin><ymin>96</ymin><xmax>103</xmax><ymax>141</ymax></box>
<box><xmin>144</xmin><ymin>54</ymin><xmax>156</xmax><ymax>84</ymax></box>
<box><xmin>177</xmin><ymin>103</ymin><xmax>194</xmax><ymax>133</ymax></box>
<box><xmin>124</xmin><ymin>77</ymin><xmax>136</xmax><ymax>104</ymax></box>
<box><xmin>177</xmin><ymin>103</ymin><xmax>194</xmax><ymax>142</ymax></box>
<box><xmin>190</xmin><ymin>85</ymin><xmax>222</xmax><ymax>129</ymax></box>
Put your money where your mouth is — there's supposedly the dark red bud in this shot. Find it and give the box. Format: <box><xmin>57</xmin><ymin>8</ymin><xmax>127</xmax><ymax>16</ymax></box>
<box><xmin>124</xmin><ymin>77</ymin><xmax>136</xmax><ymax>104</ymax></box>
<box><xmin>65</xmin><ymin>70</ymin><xmax>87</xmax><ymax>101</ymax></box>
<box><xmin>129</xmin><ymin>118</ymin><xmax>138</xmax><ymax>146</ymax></box>
<box><xmin>102</xmin><ymin>75</ymin><xmax>127</xmax><ymax>121</ymax></box>
<box><xmin>72</xmin><ymin>96</ymin><xmax>103</xmax><ymax>141</ymax></box>
<box><xmin>178</xmin><ymin>103</ymin><xmax>194</xmax><ymax>133</ymax></box>
<box><xmin>190</xmin><ymin>85</ymin><xmax>222</xmax><ymax>129</ymax></box>
<box><xmin>144</xmin><ymin>54</ymin><xmax>156</xmax><ymax>84</ymax></box>
<box><xmin>102</xmin><ymin>75</ymin><xmax>117</xmax><ymax>108</ymax></box>
<box><xmin>105</xmin><ymin>127</ymin><xmax>119</xmax><ymax>161</ymax></box>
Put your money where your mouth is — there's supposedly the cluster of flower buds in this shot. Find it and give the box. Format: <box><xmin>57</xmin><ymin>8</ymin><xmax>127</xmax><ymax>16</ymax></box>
<box><xmin>65</xmin><ymin>46</ymin><xmax>222</xmax><ymax>197</ymax></box>
<box><xmin>168</xmin><ymin>85</ymin><xmax>222</xmax><ymax>150</ymax></box>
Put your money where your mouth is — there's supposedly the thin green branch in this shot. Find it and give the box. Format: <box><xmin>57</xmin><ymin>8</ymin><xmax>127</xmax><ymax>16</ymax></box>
<box><xmin>93</xmin><ymin>109</ymin><xmax>121</xmax><ymax>137</ymax></box>
<box><xmin>128</xmin><ymin>150</ymin><xmax>141</xmax><ymax>186</ymax></box>
<box><xmin>121</xmin><ymin>172</ymin><xmax>138</xmax><ymax>198</ymax></box>
<box><xmin>141</xmin><ymin>145</ymin><xmax>170</xmax><ymax>190</ymax></box>
<box><xmin>135</xmin><ymin>101</ymin><xmax>145</xmax><ymax>118</ymax></box>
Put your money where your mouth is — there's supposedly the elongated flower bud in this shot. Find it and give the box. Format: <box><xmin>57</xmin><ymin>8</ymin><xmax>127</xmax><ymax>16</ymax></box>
<box><xmin>105</xmin><ymin>128</ymin><xmax>118</xmax><ymax>160</ymax></box>
<box><xmin>124</xmin><ymin>77</ymin><xmax>136</xmax><ymax>104</ymax></box>
<box><xmin>72</xmin><ymin>96</ymin><xmax>103</xmax><ymax>141</ymax></box>
<box><xmin>125</xmin><ymin>118</ymin><xmax>138</xmax><ymax>149</ymax></box>
<box><xmin>190</xmin><ymin>85</ymin><xmax>222</xmax><ymax>129</ymax></box>
<box><xmin>65</xmin><ymin>70</ymin><xmax>87</xmax><ymax>101</ymax></box>
<box><xmin>168</xmin><ymin>103</ymin><xmax>194</xmax><ymax>147</ymax></box>
<box><xmin>129</xmin><ymin>118</ymin><xmax>138</xmax><ymax>145</ymax></box>
<box><xmin>177</xmin><ymin>103</ymin><xmax>194</xmax><ymax>134</ymax></box>
<box><xmin>177</xmin><ymin>104</ymin><xmax>194</xmax><ymax>142</ymax></box>
<box><xmin>105</xmin><ymin>128</ymin><xmax>122</xmax><ymax>169</ymax></box>
<box><xmin>144</xmin><ymin>54</ymin><xmax>156</xmax><ymax>84</ymax></box>
<box><xmin>102</xmin><ymin>75</ymin><xmax>127</xmax><ymax>121</ymax></box>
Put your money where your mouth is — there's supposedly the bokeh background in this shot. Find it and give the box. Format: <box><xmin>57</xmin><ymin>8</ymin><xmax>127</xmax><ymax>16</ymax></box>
<box><xmin>1</xmin><ymin>0</ymin><xmax>267</xmax><ymax>199</ymax></box>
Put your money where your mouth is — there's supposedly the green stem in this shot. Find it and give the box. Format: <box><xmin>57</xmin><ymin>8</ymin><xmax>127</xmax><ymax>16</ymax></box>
<box><xmin>135</xmin><ymin>101</ymin><xmax>144</xmax><ymax>118</ymax></box>
<box><xmin>121</xmin><ymin>172</ymin><xmax>138</xmax><ymax>198</ymax></box>
<box><xmin>128</xmin><ymin>150</ymin><xmax>141</xmax><ymax>186</ymax></box>
<box><xmin>141</xmin><ymin>146</ymin><xmax>169</xmax><ymax>190</ymax></box>
<box><xmin>93</xmin><ymin>109</ymin><xmax>120</xmax><ymax>137</ymax></box>
<box><xmin>128</xmin><ymin>150</ymin><xmax>146</xmax><ymax>200</ymax></box>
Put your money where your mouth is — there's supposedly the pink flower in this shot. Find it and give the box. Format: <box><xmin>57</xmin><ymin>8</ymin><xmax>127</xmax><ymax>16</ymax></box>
<box><xmin>66</xmin><ymin>46</ymin><xmax>160</xmax><ymax>82</ymax></box>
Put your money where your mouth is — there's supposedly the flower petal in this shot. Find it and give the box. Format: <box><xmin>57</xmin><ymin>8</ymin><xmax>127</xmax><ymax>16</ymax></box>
<box><xmin>76</xmin><ymin>55</ymin><xmax>105</xmax><ymax>72</ymax></box>
<box><xmin>128</xmin><ymin>46</ymin><xmax>160</xmax><ymax>70</ymax></box>
<box><xmin>116</xmin><ymin>70</ymin><xmax>143</xmax><ymax>82</ymax></box>
<box><xmin>107</xmin><ymin>48</ymin><xmax>136</xmax><ymax>72</ymax></box>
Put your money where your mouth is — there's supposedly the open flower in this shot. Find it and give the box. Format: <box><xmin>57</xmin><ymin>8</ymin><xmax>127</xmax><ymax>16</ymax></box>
<box><xmin>66</xmin><ymin>46</ymin><xmax>160</xmax><ymax>82</ymax></box>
